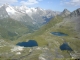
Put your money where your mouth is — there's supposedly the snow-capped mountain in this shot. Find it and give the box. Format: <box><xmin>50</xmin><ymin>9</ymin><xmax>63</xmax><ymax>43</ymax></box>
<box><xmin>0</xmin><ymin>4</ymin><xmax>60</xmax><ymax>29</ymax></box>
<box><xmin>15</xmin><ymin>6</ymin><xmax>61</xmax><ymax>25</ymax></box>
<box><xmin>0</xmin><ymin>4</ymin><xmax>9</xmax><ymax>19</ymax></box>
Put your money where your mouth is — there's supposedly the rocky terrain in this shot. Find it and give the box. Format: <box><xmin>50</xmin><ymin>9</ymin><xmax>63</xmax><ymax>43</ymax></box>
<box><xmin>0</xmin><ymin>4</ymin><xmax>80</xmax><ymax>60</ymax></box>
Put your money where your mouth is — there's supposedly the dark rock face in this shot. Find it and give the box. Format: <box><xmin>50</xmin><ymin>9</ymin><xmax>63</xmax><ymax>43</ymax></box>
<box><xmin>70</xmin><ymin>8</ymin><xmax>80</xmax><ymax>17</ymax></box>
<box><xmin>63</xmin><ymin>9</ymin><xmax>70</xmax><ymax>14</ymax></box>
<box><xmin>0</xmin><ymin>5</ymin><xmax>9</xmax><ymax>19</ymax></box>
<box><xmin>61</xmin><ymin>9</ymin><xmax>71</xmax><ymax>17</ymax></box>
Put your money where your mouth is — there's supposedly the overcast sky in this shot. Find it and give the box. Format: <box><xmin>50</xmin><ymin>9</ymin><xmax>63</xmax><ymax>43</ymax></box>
<box><xmin>0</xmin><ymin>0</ymin><xmax>80</xmax><ymax>11</ymax></box>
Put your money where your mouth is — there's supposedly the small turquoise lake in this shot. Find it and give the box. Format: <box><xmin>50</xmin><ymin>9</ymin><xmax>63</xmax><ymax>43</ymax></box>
<box><xmin>16</xmin><ymin>40</ymin><xmax>38</xmax><ymax>47</ymax></box>
<box><xmin>51</xmin><ymin>32</ymin><xmax>68</xmax><ymax>36</ymax></box>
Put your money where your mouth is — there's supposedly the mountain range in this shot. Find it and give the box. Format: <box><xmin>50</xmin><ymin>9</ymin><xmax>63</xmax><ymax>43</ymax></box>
<box><xmin>0</xmin><ymin>4</ymin><xmax>60</xmax><ymax>26</ymax></box>
<box><xmin>0</xmin><ymin>4</ymin><xmax>60</xmax><ymax>40</ymax></box>
<box><xmin>0</xmin><ymin>4</ymin><xmax>80</xmax><ymax>60</ymax></box>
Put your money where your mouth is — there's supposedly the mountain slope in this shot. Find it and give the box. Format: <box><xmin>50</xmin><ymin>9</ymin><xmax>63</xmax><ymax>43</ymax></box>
<box><xmin>16</xmin><ymin>16</ymin><xmax>64</xmax><ymax>46</ymax></box>
<box><xmin>0</xmin><ymin>4</ymin><xmax>80</xmax><ymax>59</ymax></box>
<box><xmin>0</xmin><ymin>17</ymin><xmax>29</xmax><ymax>40</ymax></box>
<box><xmin>60</xmin><ymin>9</ymin><xmax>71</xmax><ymax>17</ymax></box>
<box><xmin>17</xmin><ymin>8</ymin><xmax>80</xmax><ymax>59</ymax></box>
<box><xmin>0</xmin><ymin>4</ymin><xmax>60</xmax><ymax>29</ymax></box>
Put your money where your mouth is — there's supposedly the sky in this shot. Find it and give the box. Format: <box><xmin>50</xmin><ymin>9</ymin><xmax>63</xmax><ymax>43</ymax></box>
<box><xmin>0</xmin><ymin>0</ymin><xmax>80</xmax><ymax>12</ymax></box>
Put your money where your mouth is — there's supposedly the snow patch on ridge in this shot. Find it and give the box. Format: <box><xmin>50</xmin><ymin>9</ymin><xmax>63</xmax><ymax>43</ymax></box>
<box><xmin>6</xmin><ymin>6</ymin><xmax>16</xmax><ymax>15</ymax></box>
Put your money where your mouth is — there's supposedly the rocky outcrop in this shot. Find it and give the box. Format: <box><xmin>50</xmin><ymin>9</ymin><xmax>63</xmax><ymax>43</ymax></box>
<box><xmin>70</xmin><ymin>8</ymin><xmax>80</xmax><ymax>17</ymax></box>
<box><xmin>61</xmin><ymin>9</ymin><xmax>71</xmax><ymax>17</ymax></box>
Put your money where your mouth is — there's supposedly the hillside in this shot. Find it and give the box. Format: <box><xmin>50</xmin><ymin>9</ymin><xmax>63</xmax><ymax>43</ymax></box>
<box><xmin>0</xmin><ymin>17</ymin><xmax>29</xmax><ymax>40</ymax></box>
<box><xmin>15</xmin><ymin>8</ymin><xmax>80</xmax><ymax>59</ymax></box>
<box><xmin>0</xmin><ymin>7</ymin><xmax>80</xmax><ymax>60</ymax></box>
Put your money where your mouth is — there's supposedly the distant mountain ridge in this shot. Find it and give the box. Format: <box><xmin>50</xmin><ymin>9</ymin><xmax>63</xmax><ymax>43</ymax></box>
<box><xmin>0</xmin><ymin>4</ymin><xmax>60</xmax><ymax>26</ymax></box>
<box><xmin>0</xmin><ymin>4</ymin><xmax>80</xmax><ymax>40</ymax></box>
<box><xmin>0</xmin><ymin>4</ymin><xmax>60</xmax><ymax>40</ymax></box>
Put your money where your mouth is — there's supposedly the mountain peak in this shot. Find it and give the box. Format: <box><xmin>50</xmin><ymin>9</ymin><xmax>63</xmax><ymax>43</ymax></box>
<box><xmin>20</xmin><ymin>5</ymin><xmax>28</xmax><ymax>9</ymax></box>
<box><xmin>35</xmin><ymin>7</ymin><xmax>43</xmax><ymax>11</ymax></box>
<box><xmin>62</xmin><ymin>9</ymin><xmax>70</xmax><ymax>14</ymax></box>
<box><xmin>63</xmin><ymin>9</ymin><xmax>69</xmax><ymax>12</ymax></box>
<box><xmin>3</xmin><ymin>3</ymin><xmax>9</xmax><ymax>6</ymax></box>
<box><xmin>70</xmin><ymin>8</ymin><xmax>80</xmax><ymax>17</ymax></box>
<box><xmin>61</xmin><ymin>9</ymin><xmax>71</xmax><ymax>17</ymax></box>
<box><xmin>0</xmin><ymin>4</ymin><xmax>17</xmax><ymax>16</ymax></box>
<box><xmin>2</xmin><ymin>3</ymin><xmax>10</xmax><ymax>8</ymax></box>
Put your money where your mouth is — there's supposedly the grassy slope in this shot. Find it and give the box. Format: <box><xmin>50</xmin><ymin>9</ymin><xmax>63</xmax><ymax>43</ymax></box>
<box><xmin>16</xmin><ymin>15</ymin><xmax>80</xmax><ymax>59</ymax></box>
<box><xmin>0</xmin><ymin>16</ymin><xmax>80</xmax><ymax>59</ymax></box>
<box><xmin>0</xmin><ymin>26</ymin><xmax>14</xmax><ymax>39</ymax></box>
<box><xmin>16</xmin><ymin>16</ymin><xmax>64</xmax><ymax>46</ymax></box>
<box><xmin>0</xmin><ymin>18</ymin><xmax>29</xmax><ymax>40</ymax></box>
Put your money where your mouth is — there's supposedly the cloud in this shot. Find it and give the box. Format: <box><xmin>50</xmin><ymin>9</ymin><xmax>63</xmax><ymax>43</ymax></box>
<box><xmin>20</xmin><ymin>0</ymin><xmax>42</xmax><ymax>5</ymax></box>
<box><xmin>0</xmin><ymin>0</ymin><xmax>42</xmax><ymax>6</ymax></box>
<box><xmin>0</xmin><ymin>0</ymin><xmax>18</xmax><ymax>5</ymax></box>
<box><xmin>61</xmin><ymin>0</ymin><xmax>80</xmax><ymax>6</ymax></box>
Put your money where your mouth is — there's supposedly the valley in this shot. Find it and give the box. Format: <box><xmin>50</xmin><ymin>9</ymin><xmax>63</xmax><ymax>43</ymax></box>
<box><xmin>0</xmin><ymin>4</ymin><xmax>80</xmax><ymax>60</ymax></box>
